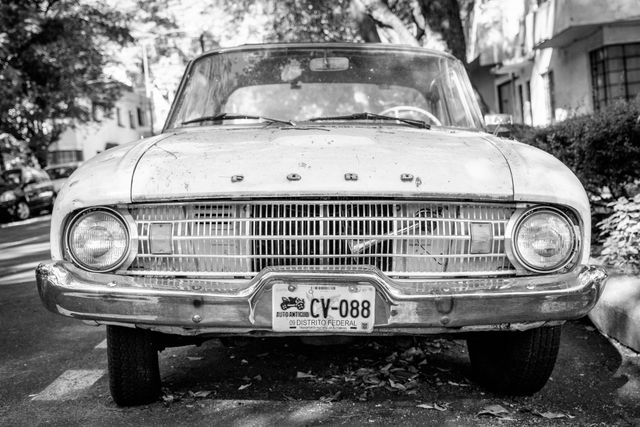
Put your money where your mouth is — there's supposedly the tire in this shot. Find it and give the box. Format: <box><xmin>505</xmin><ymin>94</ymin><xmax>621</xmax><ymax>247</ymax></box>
<box><xmin>15</xmin><ymin>201</ymin><xmax>30</xmax><ymax>220</ymax></box>
<box><xmin>107</xmin><ymin>326</ymin><xmax>161</xmax><ymax>406</ymax></box>
<box><xmin>467</xmin><ymin>325</ymin><xmax>561</xmax><ymax>395</ymax></box>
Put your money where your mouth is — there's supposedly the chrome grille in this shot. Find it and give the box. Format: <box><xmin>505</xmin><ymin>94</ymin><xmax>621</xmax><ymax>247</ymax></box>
<box><xmin>125</xmin><ymin>200</ymin><xmax>516</xmax><ymax>278</ymax></box>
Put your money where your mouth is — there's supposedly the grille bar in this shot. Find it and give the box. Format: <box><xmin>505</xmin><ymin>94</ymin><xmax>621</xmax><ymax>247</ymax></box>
<box><xmin>125</xmin><ymin>201</ymin><xmax>516</xmax><ymax>278</ymax></box>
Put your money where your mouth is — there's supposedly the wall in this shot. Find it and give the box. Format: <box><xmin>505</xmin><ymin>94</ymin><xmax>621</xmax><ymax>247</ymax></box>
<box><xmin>50</xmin><ymin>88</ymin><xmax>151</xmax><ymax>163</ymax></box>
<box><xmin>552</xmin><ymin>0</ymin><xmax>640</xmax><ymax>37</ymax></box>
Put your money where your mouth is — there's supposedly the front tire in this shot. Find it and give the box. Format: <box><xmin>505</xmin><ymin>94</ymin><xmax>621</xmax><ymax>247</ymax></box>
<box><xmin>107</xmin><ymin>326</ymin><xmax>161</xmax><ymax>406</ymax></box>
<box><xmin>467</xmin><ymin>325</ymin><xmax>561</xmax><ymax>395</ymax></box>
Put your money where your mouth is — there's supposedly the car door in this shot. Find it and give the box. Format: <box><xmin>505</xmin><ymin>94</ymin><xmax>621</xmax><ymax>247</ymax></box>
<box><xmin>22</xmin><ymin>168</ymin><xmax>55</xmax><ymax>209</ymax></box>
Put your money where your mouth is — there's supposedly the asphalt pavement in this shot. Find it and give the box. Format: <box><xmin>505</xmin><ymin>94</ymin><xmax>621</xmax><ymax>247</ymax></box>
<box><xmin>1</xmin><ymin>217</ymin><xmax>639</xmax><ymax>426</ymax></box>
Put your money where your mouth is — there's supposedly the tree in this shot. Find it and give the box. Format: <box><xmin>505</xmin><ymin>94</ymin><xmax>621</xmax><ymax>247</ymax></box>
<box><xmin>227</xmin><ymin>0</ymin><xmax>473</xmax><ymax>65</ymax></box>
<box><xmin>0</xmin><ymin>0</ymin><xmax>133</xmax><ymax>165</ymax></box>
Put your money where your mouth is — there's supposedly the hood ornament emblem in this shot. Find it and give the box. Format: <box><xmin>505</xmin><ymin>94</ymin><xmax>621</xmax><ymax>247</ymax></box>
<box><xmin>287</xmin><ymin>173</ymin><xmax>301</xmax><ymax>181</ymax></box>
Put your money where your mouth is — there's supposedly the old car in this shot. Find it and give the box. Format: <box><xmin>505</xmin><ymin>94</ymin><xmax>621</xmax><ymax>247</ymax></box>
<box><xmin>36</xmin><ymin>43</ymin><xmax>608</xmax><ymax>406</ymax></box>
<box><xmin>0</xmin><ymin>166</ymin><xmax>55</xmax><ymax>221</ymax></box>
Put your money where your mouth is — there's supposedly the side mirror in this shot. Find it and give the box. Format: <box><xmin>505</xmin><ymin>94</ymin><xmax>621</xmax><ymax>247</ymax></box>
<box><xmin>484</xmin><ymin>114</ymin><xmax>513</xmax><ymax>138</ymax></box>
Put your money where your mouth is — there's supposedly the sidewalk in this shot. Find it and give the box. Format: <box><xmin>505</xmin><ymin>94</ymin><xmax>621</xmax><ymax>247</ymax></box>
<box><xmin>589</xmin><ymin>273</ymin><xmax>640</xmax><ymax>353</ymax></box>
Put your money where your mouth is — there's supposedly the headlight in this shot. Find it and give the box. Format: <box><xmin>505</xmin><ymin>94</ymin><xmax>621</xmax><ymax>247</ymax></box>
<box><xmin>0</xmin><ymin>191</ymin><xmax>16</xmax><ymax>202</ymax></box>
<box><xmin>512</xmin><ymin>207</ymin><xmax>577</xmax><ymax>272</ymax></box>
<box><xmin>66</xmin><ymin>209</ymin><xmax>129</xmax><ymax>271</ymax></box>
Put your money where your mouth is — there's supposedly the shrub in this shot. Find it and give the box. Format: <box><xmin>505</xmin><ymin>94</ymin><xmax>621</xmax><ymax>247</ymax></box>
<box><xmin>520</xmin><ymin>99</ymin><xmax>640</xmax><ymax>201</ymax></box>
<box><xmin>598</xmin><ymin>195</ymin><xmax>640</xmax><ymax>273</ymax></box>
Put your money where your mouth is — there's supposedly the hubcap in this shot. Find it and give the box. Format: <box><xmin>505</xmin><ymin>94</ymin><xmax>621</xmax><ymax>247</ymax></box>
<box><xmin>16</xmin><ymin>202</ymin><xmax>29</xmax><ymax>220</ymax></box>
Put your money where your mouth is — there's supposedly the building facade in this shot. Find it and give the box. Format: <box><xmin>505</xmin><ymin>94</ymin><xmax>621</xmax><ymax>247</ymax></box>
<box><xmin>47</xmin><ymin>86</ymin><xmax>152</xmax><ymax>165</ymax></box>
<box><xmin>467</xmin><ymin>0</ymin><xmax>640</xmax><ymax>126</ymax></box>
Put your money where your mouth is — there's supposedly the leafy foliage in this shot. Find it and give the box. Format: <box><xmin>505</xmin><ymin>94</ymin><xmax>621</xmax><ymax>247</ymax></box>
<box><xmin>0</xmin><ymin>0</ymin><xmax>133</xmax><ymax>165</ymax></box>
<box><xmin>521</xmin><ymin>99</ymin><xmax>640</xmax><ymax>200</ymax></box>
<box><xmin>598</xmin><ymin>195</ymin><xmax>640</xmax><ymax>273</ymax></box>
<box><xmin>224</xmin><ymin>0</ymin><xmax>471</xmax><ymax>62</ymax></box>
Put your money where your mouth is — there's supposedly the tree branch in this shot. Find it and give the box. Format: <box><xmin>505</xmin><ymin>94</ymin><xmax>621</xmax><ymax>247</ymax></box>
<box><xmin>353</xmin><ymin>0</ymin><xmax>418</xmax><ymax>46</ymax></box>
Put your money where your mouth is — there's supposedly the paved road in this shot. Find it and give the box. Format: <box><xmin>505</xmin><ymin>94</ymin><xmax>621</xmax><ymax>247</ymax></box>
<box><xmin>1</xmin><ymin>217</ymin><xmax>639</xmax><ymax>426</ymax></box>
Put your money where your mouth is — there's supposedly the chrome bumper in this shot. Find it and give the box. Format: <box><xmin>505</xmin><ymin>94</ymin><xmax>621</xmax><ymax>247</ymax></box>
<box><xmin>36</xmin><ymin>262</ymin><xmax>608</xmax><ymax>336</ymax></box>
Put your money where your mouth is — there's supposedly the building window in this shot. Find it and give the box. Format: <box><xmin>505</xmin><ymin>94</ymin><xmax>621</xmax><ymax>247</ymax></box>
<box><xmin>590</xmin><ymin>43</ymin><xmax>640</xmax><ymax>110</ymax></box>
<box><xmin>137</xmin><ymin>107</ymin><xmax>146</xmax><ymax>127</ymax></box>
<box><xmin>128</xmin><ymin>110</ymin><xmax>136</xmax><ymax>129</ymax></box>
<box><xmin>91</xmin><ymin>103</ymin><xmax>104</xmax><ymax>121</ymax></box>
<box><xmin>543</xmin><ymin>71</ymin><xmax>555</xmax><ymax>123</ymax></box>
<box><xmin>47</xmin><ymin>150</ymin><xmax>83</xmax><ymax>165</ymax></box>
<box><xmin>116</xmin><ymin>107</ymin><xmax>123</xmax><ymax>127</ymax></box>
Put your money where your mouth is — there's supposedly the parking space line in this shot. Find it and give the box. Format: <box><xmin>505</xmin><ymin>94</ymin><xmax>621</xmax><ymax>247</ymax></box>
<box><xmin>31</xmin><ymin>369</ymin><xmax>105</xmax><ymax>401</ymax></box>
<box><xmin>94</xmin><ymin>339</ymin><xmax>107</xmax><ymax>349</ymax></box>
<box><xmin>0</xmin><ymin>215</ymin><xmax>51</xmax><ymax>229</ymax></box>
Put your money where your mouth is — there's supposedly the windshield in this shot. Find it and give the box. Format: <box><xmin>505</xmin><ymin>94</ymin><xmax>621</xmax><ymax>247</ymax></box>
<box><xmin>165</xmin><ymin>46</ymin><xmax>483</xmax><ymax>130</ymax></box>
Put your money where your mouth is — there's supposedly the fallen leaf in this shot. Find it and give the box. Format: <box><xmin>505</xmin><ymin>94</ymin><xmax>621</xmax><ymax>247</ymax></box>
<box><xmin>296</xmin><ymin>371</ymin><xmax>316</xmax><ymax>379</ymax></box>
<box><xmin>416</xmin><ymin>403</ymin><xmax>448</xmax><ymax>411</ymax></box>
<box><xmin>534</xmin><ymin>411</ymin><xmax>573</xmax><ymax>419</ymax></box>
<box><xmin>253</xmin><ymin>374</ymin><xmax>263</xmax><ymax>381</ymax></box>
<box><xmin>187</xmin><ymin>356</ymin><xmax>203</xmax><ymax>361</ymax></box>
<box><xmin>238</xmin><ymin>383</ymin><xmax>251</xmax><ymax>391</ymax></box>
<box><xmin>389</xmin><ymin>379</ymin><xmax>406</xmax><ymax>391</ymax></box>
<box><xmin>257</xmin><ymin>352</ymin><xmax>269</xmax><ymax>358</ymax></box>
<box><xmin>477</xmin><ymin>404</ymin><xmax>510</xmax><ymax>418</ymax></box>
<box><xmin>448</xmin><ymin>381</ymin><xmax>470</xmax><ymax>387</ymax></box>
<box><xmin>191</xmin><ymin>390</ymin><xmax>212</xmax><ymax>398</ymax></box>
<box><xmin>242</xmin><ymin>376</ymin><xmax>251</xmax><ymax>382</ymax></box>
<box><xmin>320</xmin><ymin>391</ymin><xmax>342</xmax><ymax>402</ymax></box>
<box><xmin>240</xmin><ymin>359</ymin><xmax>248</xmax><ymax>365</ymax></box>
<box><xmin>585</xmin><ymin>326</ymin><xmax>596</xmax><ymax>332</ymax></box>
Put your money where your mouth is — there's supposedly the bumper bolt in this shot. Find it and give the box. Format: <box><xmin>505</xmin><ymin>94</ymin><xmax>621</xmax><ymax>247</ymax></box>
<box><xmin>288</xmin><ymin>284</ymin><xmax>297</xmax><ymax>292</ymax></box>
<box><xmin>192</xmin><ymin>314</ymin><xmax>202</xmax><ymax>323</ymax></box>
<box><xmin>440</xmin><ymin>316</ymin><xmax>450</xmax><ymax>325</ymax></box>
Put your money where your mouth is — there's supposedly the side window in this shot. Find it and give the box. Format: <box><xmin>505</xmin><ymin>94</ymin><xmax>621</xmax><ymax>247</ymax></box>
<box><xmin>37</xmin><ymin>170</ymin><xmax>51</xmax><ymax>182</ymax></box>
<box><xmin>22</xmin><ymin>169</ymin><xmax>36</xmax><ymax>184</ymax></box>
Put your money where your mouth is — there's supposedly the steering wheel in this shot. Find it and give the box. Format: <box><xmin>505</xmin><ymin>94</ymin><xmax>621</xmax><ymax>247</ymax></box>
<box><xmin>379</xmin><ymin>106</ymin><xmax>442</xmax><ymax>126</ymax></box>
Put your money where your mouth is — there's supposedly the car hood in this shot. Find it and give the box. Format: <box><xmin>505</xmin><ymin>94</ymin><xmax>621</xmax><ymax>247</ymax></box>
<box><xmin>52</xmin><ymin>125</ymin><xmax>591</xmax><ymax>262</ymax></box>
<box><xmin>130</xmin><ymin>126</ymin><xmax>513</xmax><ymax>201</ymax></box>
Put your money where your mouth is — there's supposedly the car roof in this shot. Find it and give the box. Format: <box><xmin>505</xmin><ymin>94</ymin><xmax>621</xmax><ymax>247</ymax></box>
<box><xmin>194</xmin><ymin>42</ymin><xmax>457</xmax><ymax>62</ymax></box>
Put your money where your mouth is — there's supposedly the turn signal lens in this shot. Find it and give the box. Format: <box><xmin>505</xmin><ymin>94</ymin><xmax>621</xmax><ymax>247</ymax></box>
<box><xmin>514</xmin><ymin>209</ymin><xmax>576</xmax><ymax>272</ymax></box>
<box><xmin>67</xmin><ymin>210</ymin><xmax>129</xmax><ymax>271</ymax></box>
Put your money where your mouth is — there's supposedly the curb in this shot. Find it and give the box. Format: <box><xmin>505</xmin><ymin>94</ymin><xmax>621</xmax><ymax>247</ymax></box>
<box><xmin>589</xmin><ymin>274</ymin><xmax>640</xmax><ymax>353</ymax></box>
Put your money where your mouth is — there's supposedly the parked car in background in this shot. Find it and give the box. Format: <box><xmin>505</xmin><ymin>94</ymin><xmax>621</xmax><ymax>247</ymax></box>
<box><xmin>45</xmin><ymin>162</ymin><xmax>82</xmax><ymax>193</ymax></box>
<box><xmin>36</xmin><ymin>43</ymin><xmax>608</xmax><ymax>406</ymax></box>
<box><xmin>0</xmin><ymin>166</ymin><xmax>55</xmax><ymax>221</ymax></box>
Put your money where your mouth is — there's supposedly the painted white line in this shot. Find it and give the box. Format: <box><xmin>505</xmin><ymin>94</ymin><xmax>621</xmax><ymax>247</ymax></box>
<box><xmin>0</xmin><ymin>214</ymin><xmax>51</xmax><ymax>229</ymax></box>
<box><xmin>31</xmin><ymin>369</ymin><xmax>105</xmax><ymax>401</ymax></box>
<box><xmin>0</xmin><ymin>261</ymin><xmax>42</xmax><ymax>286</ymax></box>
<box><xmin>0</xmin><ymin>242</ymin><xmax>50</xmax><ymax>261</ymax></box>
<box><xmin>0</xmin><ymin>235</ymin><xmax>45</xmax><ymax>250</ymax></box>
<box><xmin>95</xmin><ymin>339</ymin><xmax>107</xmax><ymax>349</ymax></box>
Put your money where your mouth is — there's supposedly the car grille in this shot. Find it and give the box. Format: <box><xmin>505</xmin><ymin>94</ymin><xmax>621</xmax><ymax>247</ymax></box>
<box><xmin>124</xmin><ymin>200</ymin><xmax>516</xmax><ymax>278</ymax></box>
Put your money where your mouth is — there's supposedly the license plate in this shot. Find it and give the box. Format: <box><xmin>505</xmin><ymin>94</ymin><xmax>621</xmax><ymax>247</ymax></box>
<box><xmin>272</xmin><ymin>283</ymin><xmax>375</xmax><ymax>333</ymax></box>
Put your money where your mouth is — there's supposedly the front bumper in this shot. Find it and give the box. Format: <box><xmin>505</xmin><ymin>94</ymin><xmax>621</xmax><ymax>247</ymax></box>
<box><xmin>36</xmin><ymin>262</ymin><xmax>608</xmax><ymax>336</ymax></box>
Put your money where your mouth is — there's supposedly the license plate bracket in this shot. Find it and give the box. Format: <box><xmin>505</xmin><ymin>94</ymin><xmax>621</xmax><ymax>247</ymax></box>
<box><xmin>272</xmin><ymin>283</ymin><xmax>376</xmax><ymax>333</ymax></box>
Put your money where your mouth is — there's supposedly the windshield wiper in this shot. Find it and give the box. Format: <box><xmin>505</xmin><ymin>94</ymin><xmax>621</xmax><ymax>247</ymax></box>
<box><xmin>308</xmin><ymin>112</ymin><xmax>430</xmax><ymax>129</ymax></box>
<box><xmin>181</xmin><ymin>113</ymin><xmax>295</xmax><ymax>126</ymax></box>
